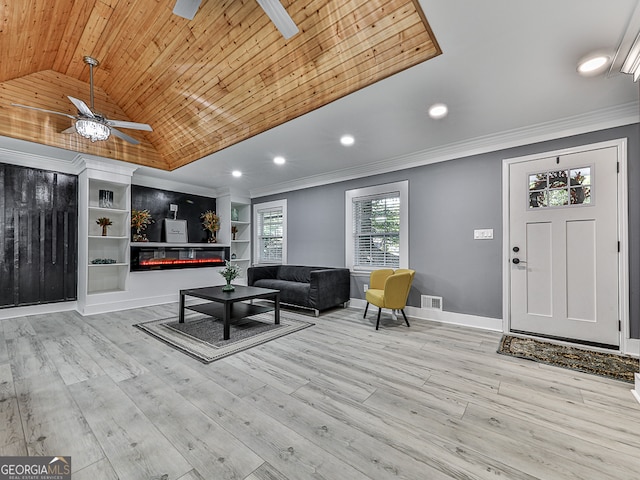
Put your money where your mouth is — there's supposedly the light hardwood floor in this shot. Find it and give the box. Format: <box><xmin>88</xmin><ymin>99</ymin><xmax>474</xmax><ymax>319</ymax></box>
<box><xmin>0</xmin><ymin>304</ymin><xmax>639</xmax><ymax>480</ymax></box>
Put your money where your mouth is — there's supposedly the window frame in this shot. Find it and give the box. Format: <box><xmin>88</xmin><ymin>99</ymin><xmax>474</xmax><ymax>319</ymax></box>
<box><xmin>253</xmin><ymin>199</ymin><xmax>287</xmax><ymax>265</ymax></box>
<box><xmin>345</xmin><ymin>181</ymin><xmax>409</xmax><ymax>272</ymax></box>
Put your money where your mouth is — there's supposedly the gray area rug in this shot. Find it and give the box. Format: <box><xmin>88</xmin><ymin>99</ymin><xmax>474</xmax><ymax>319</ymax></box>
<box><xmin>135</xmin><ymin>310</ymin><xmax>314</xmax><ymax>363</ymax></box>
<box><xmin>498</xmin><ymin>335</ymin><xmax>638</xmax><ymax>383</ymax></box>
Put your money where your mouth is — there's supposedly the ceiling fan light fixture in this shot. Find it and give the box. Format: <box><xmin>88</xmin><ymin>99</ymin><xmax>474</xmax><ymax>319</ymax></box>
<box><xmin>75</xmin><ymin>118</ymin><xmax>110</xmax><ymax>142</ymax></box>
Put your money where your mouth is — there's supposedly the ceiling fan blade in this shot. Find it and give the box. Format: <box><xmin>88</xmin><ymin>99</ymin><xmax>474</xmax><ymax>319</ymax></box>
<box><xmin>110</xmin><ymin>127</ymin><xmax>140</xmax><ymax>145</ymax></box>
<box><xmin>11</xmin><ymin>103</ymin><xmax>75</xmax><ymax>119</ymax></box>
<box><xmin>107</xmin><ymin>119</ymin><xmax>153</xmax><ymax>131</ymax></box>
<box><xmin>67</xmin><ymin>96</ymin><xmax>95</xmax><ymax>117</ymax></box>
<box><xmin>173</xmin><ymin>0</ymin><xmax>202</xmax><ymax>20</ymax></box>
<box><xmin>256</xmin><ymin>0</ymin><xmax>299</xmax><ymax>39</ymax></box>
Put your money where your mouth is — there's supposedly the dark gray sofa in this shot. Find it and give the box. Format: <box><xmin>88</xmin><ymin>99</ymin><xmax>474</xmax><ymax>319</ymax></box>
<box><xmin>247</xmin><ymin>265</ymin><xmax>350</xmax><ymax>316</ymax></box>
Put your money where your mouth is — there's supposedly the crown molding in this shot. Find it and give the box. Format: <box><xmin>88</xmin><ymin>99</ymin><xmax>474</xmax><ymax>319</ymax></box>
<box><xmin>0</xmin><ymin>142</ymin><xmax>80</xmax><ymax>174</ymax></box>
<box><xmin>75</xmin><ymin>154</ymin><xmax>138</xmax><ymax>177</ymax></box>
<box><xmin>249</xmin><ymin>102</ymin><xmax>639</xmax><ymax>198</ymax></box>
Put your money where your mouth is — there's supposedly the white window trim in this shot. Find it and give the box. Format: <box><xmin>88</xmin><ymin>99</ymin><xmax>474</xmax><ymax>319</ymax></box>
<box><xmin>345</xmin><ymin>180</ymin><xmax>408</xmax><ymax>272</ymax></box>
<box><xmin>253</xmin><ymin>199</ymin><xmax>287</xmax><ymax>265</ymax></box>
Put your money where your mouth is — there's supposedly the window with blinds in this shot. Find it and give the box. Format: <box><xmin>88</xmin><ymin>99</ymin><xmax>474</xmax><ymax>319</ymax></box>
<box><xmin>352</xmin><ymin>192</ymin><xmax>401</xmax><ymax>268</ymax></box>
<box><xmin>345</xmin><ymin>181</ymin><xmax>407</xmax><ymax>271</ymax></box>
<box><xmin>254</xmin><ymin>200</ymin><xmax>287</xmax><ymax>264</ymax></box>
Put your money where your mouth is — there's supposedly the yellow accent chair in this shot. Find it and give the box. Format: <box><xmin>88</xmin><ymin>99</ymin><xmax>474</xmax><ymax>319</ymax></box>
<box><xmin>364</xmin><ymin>269</ymin><xmax>415</xmax><ymax>330</ymax></box>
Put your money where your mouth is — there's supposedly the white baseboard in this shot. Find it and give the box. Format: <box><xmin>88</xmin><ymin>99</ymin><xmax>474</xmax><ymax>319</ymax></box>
<box><xmin>624</xmin><ymin>337</ymin><xmax>640</xmax><ymax>357</ymax></box>
<box><xmin>350</xmin><ymin>298</ymin><xmax>503</xmax><ymax>331</ymax></box>
<box><xmin>0</xmin><ymin>301</ymin><xmax>77</xmax><ymax>320</ymax></box>
<box><xmin>632</xmin><ymin>374</ymin><xmax>640</xmax><ymax>405</ymax></box>
<box><xmin>80</xmin><ymin>294</ymin><xmax>179</xmax><ymax>316</ymax></box>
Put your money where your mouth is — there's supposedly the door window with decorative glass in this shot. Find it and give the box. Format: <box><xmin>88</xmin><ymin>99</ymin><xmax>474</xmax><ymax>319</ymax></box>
<box><xmin>528</xmin><ymin>167</ymin><xmax>591</xmax><ymax>208</ymax></box>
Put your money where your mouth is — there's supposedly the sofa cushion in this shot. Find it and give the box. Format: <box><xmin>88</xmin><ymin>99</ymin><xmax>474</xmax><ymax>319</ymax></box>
<box><xmin>253</xmin><ymin>278</ymin><xmax>312</xmax><ymax>307</ymax></box>
<box><xmin>277</xmin><ymin>265</ymin><xmax>312</xmax><ymax>283</ymax></box>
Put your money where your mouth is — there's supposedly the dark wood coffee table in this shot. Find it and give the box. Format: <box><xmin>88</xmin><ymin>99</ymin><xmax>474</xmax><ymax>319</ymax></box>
<box><xmin>178</xmin><ymin>285</ymin><xmax>280</xmax><ymax>340</ymax></box>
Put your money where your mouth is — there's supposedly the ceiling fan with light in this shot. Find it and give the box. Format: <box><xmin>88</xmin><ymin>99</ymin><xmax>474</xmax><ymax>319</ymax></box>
<box><xmin>173</xmin><ymin>0</ymin><xmax>299</xmax><ymax>39</ymax></box>
<box><xmin>11</xmin><ymin>56</ymin><xmax>153</xmax><ymax>145</ymax></box>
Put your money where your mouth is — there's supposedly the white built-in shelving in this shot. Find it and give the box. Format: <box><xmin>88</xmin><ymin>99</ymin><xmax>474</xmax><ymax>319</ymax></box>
<box><xmin>78</xmin><ymin>160</ymin><xmax>136</xmax><ymax>312</ymax></box>
<box><xmin>216</xmin><ymin>192</ymin><xmax>251</xmax><ymax>282</ymax></box>
<box><xmin>86</xmin><ymin>179</ymin><xmax>130</xmax><ymax>293</ymax></box>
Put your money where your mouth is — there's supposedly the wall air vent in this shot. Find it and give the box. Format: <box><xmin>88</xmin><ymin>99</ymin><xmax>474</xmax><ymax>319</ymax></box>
<box><xmin>421</xmin><ymin>295</ymin><xmax>443</xmax><ymax>311</ymax></box>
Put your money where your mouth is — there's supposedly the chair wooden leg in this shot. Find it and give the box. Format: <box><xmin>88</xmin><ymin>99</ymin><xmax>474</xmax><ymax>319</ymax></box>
<box><xmin>401</xmin><ymin>309</ymin><xmax>410</xmax><ymax>327</ymax></box>
<box><xmin>376</xmin><ymin>308</ymin><xmax>381</xmax><ymax>330</ymax></box>
<box><xmin>363</xmin><ymin>302</ymin><xmax>369</xmax><ymax>318</ymax></box>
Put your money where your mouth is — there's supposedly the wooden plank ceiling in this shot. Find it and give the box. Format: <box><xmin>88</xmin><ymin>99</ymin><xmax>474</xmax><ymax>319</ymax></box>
<box><xmin>0</xmin><ymin>0</ymin><xmax>441</xmax><ymax>170</ymax></box>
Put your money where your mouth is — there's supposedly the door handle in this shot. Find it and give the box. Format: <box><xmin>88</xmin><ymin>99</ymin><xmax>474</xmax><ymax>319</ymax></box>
<box><xmin>512</xmin><ymin>258</ymin><xmax>527</xmax><ymax>265</ymax></box>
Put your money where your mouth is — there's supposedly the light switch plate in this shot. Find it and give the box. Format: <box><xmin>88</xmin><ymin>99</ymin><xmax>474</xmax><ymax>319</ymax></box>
<box><xmin>474</xmin><ymin>228</ymin><xmax>494</xmax><ymax>240</ymax></box>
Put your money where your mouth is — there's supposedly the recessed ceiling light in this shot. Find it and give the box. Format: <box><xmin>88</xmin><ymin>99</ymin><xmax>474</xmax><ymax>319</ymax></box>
<box><xmin>232</xmin><ymin>170</ymin><xmax>242</xmax><ymax>177</ymax></box>
<box><xmin>273</xmin><ymin>156</ymin><xmax>286</xmax><ymax>165</ymax></box>
<box><xmin>340</xmin><ymin>134</ymin><xmax>355</xmax><ymax>146</ymax></box>
<box><xmin>577</xmin><ymin>53</ymin><xmax>610</xmax><ymax>76</ymax></box>
<box><xmin>428</xmin><ymin>103</ymin><xmax>448</xmax><ymax>119</ymax></box>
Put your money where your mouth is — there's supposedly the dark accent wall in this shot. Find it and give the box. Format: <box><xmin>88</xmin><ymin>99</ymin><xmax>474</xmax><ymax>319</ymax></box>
<box><xmin>0</xmin><ymin>163</ymin><xmax>78</xmax><ymax>307</ymax></box>
<box><xmin>254</xmin><ymin>124</ymin><xmax>640</xmax><ymax>339</ymax></box>
<box><xmin>131</xmin><ymin>185</ymin><xmax>216</xmax><ymax>243</ymax></box>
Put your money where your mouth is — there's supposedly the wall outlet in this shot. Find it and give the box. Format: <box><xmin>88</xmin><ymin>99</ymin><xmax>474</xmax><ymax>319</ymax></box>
<box><xmin>364</xmin><ymin>284</ymin><xmax>368</xmax><ymax>292</ymax></box>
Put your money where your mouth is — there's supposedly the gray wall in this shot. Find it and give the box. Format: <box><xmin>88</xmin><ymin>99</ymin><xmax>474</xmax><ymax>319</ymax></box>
<box><xmin>255</xmin><ymin>124</ymin><xmax>640</xmax><ymax>338</ymax></box>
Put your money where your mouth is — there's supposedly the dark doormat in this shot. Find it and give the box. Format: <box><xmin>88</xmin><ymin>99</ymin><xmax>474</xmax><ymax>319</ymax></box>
<box><xmin>498</xmin><ymin>335</ymin><xmax>638</xmax><ymax>383</ymax></box>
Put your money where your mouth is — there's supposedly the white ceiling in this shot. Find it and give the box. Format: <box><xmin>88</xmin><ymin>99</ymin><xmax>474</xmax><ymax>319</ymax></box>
<box><xmin>3</xmin><ymin>0</ymin><xmax>640</xmax><ymax>197</ymax></box>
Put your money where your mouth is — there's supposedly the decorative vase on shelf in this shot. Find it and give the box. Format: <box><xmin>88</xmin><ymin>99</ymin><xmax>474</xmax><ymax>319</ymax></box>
<box><xmin>101</xmin><ymin>225</ymin><xmax>108</xmax><ymax>236</ymax></box>
<box><xmin>208</xmin><ymin>231</ymin><xmax>217</xmax><ymax>243</ymax></box>
<box><xmin>222</xmin><ymin>280</ymin><xmax>235</xmax><ymax>292</ymax></box>
<box><xmin>98</xmin><ymin>189</ymin><xmax>114</xmax><ymax>208</ymax></box>
<box><xmin>133</xmin><ymin>233</ymin><xmax>148</xmax><ymax>242</ymax></box>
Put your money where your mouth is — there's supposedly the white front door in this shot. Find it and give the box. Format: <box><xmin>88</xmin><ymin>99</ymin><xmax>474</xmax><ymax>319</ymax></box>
<box><xmin>508</xmin><ymin>146</ymin><xmax>619</xmax><ymax>347</ymax></box>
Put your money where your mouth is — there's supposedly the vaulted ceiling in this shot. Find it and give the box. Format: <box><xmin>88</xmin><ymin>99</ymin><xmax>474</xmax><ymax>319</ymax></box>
<box><xmin>0</xmin><ymin>0</ymin><xmax>440</xmax><ymax>171</ymax></box>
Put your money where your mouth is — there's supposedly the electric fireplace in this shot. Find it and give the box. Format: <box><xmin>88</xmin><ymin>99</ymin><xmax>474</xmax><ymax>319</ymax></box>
<box><xmin>131</xmin><ymin>245</ymin><xmax>230</xmax><ymax>271</ymax></box>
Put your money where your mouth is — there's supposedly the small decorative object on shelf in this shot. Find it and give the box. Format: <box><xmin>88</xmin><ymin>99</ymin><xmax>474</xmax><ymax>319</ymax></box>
<box><xmin>201</xmin><ymin>210</ymin><xmax>220</xmax><ymax>243</ymax></box>
<box><xmin>231</xmin><ymin>253</ymin><xmax>237</xmax><ymax>260</ymax></box>
<box><xmin>98</xmin><ymin>189</ymin><xmax>114</xmax><ymax>208</ymax></box>
<box><xmin>219</xmin><ymin>260</ymin><xmax>241</xmax><ymax>292</ymax></box>
<box><xmin>131</xmin><ymin>209</ymin><xmax>154</xmax><ymax>242</ymax></box>
<box><xmin>91</xmin><ymin>258</ymin><xmax>117</xmax><ymax>264</ymax></box>
<box><xmin>96</xmin><ymin>217</ymin><xmax>112</xmax><ymax>236</ymax></box>
<box><xmin>231</xmin><ymin>225</ymin><xmax>238</xmax><ymax>240</ymax></box>
<box><xmin>231</xmin><ymin>207</ymin><xmax>239</xmax><ymax>221</ymax></box>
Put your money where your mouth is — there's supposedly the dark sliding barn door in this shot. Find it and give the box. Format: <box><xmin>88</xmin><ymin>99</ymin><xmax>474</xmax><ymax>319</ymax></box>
<box><xmin>0</xmin><ymin>164</ymin><xmax>78</xmax><ymax>307</ymax></box>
